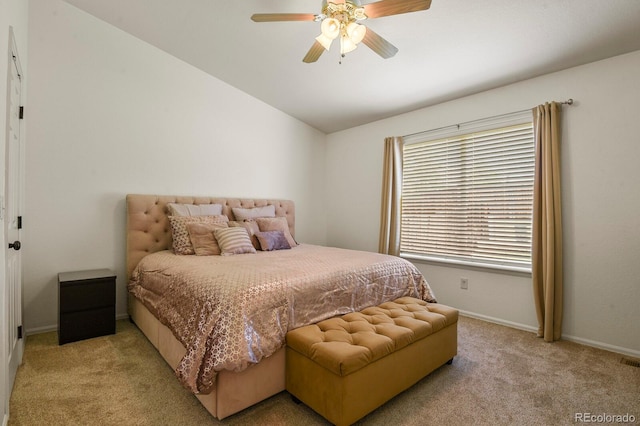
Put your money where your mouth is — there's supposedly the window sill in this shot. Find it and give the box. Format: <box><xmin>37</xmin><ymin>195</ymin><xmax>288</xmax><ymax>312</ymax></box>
<box><xmin>400</xmin><ymin>253</ymin><xmax>532</xmax><ymax>277</ymax></box>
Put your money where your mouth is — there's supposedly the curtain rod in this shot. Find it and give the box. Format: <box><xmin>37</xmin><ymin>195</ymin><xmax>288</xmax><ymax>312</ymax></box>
<box><xmin>514</xmin><ymin>98</ymin><xmax>575</xmax><ymax>114</ymax></box>
<box><xmin>514</xmin><ymin>98</ymin><xmax>575</xmax><ymax>116</ymax></box>
<box><xmin>516</xmin><ymin>98</ymin><xmax>574</xmax><ymax>116</ymax></box>
<box><xmin>402</xmin><ymin>99</ymin><xmax>575</xmax><ymax>139</ymax></box>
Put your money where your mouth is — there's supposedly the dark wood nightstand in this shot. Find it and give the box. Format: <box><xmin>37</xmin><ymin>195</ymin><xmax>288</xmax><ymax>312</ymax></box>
<box><xmin>58</xmin><ymin>269</ymin><xmax>116</xmax><ymax>345</ymax></box>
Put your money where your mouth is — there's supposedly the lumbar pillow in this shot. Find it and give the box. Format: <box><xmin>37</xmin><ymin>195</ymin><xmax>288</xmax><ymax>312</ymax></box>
<box><xmin>255</xmin><ymin>230</ymin><xmax>291</xmax><ymax>251</ymax></box>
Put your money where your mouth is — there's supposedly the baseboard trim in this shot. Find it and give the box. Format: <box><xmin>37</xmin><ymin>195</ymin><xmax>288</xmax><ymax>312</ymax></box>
<box><xmin>458</xmin><ymin>310</ymin><xmax>538</xmax><ymax>333</ymax></box>
<box><xmin>25</xmin><ymin>324</ymin><xmax>57</xmax><ymax>336</ymax></box>
<box><xmin>459</xmin><ymin>310</ymin><xmax>640</xmax><ymax>358</ymax></box>
<box><xmin>25</xmin><ymin>313</ymin><xmax>130</xmax><ymax>337</ymax></box>
<box><xmin>560</xmin><ymin>334</ymin><xmax>640</xmax><ymax>359</ymax></box>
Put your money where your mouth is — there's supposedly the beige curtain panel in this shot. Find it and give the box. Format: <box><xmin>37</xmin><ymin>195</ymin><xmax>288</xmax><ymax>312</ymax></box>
<box><xmin>532</xmin><ymin>102</ymin><xmax>563</xmax><ymax>342</ymax></box>
<box><xmin>379</xmin><ymin>137</ymin><xmax>404</xmax><ymax>256</ymax></box>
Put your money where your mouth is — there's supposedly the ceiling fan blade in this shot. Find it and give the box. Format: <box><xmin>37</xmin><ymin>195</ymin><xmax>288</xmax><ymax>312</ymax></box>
<box><xmin>251</xmin><ymin>13</ymin><xmax>317</xmax><ymax>22</ymax></box>
<box><xmin>362</xmin><ymin>27</ymin><xmax>399</xmax><ymax>59</ymax></box>
<box><xmin>364</xmin><ymin>0</ymin><xmax>432</xmax><ymax>19</ymax></box>
<box><xmin>303</xmin><ymin>41</ymin><xmax>326</xmax><ymax>63</ymax></box>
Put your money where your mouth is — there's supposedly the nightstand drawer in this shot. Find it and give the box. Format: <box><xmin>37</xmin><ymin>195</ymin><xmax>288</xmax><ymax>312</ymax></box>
<box><xmin>58</xmin><ymin>268</ymin><xmax>116</xmax><ymax>345</ymax></box>
<box><xmin>59</xmin><ymin>306</ymin><xmax>115</xmax><ymax>344</ymax></box>
<box><xmin>59</xmin><ymin>277</ymin><xmax>115</xmax><ymax>313</ymax></box>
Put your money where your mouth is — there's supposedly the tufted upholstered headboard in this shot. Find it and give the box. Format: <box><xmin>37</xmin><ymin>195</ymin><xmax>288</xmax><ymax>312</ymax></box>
<box><xmin>126</xmin><ymin>194</ymin><xmax>295</xmax><ymax>279</ymax></box>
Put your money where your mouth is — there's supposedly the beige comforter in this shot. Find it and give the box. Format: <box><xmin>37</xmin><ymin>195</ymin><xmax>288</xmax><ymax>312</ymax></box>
<box><xmin>128</xmin><ymin>244</ymin><xmax>436</xmax><ymax>393</ymax></box>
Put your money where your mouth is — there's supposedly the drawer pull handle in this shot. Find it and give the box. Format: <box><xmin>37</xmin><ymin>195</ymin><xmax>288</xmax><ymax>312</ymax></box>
<box><xmin>8</xmin><ymin>241</ymin><xmax>21</xmax><ymax>251</ymax></box>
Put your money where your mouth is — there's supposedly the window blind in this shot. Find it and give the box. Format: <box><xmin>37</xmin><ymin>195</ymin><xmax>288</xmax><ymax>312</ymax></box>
<box><xmin>401</xmin><ymin>121</ymin><xmax>535</xmax><ymax>271</ymax></box>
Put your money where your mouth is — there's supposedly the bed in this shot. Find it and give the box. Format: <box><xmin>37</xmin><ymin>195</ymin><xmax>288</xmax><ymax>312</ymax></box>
<box><xmin>126</xmin><ymin>194</ymin><xmax>437</xmax><ymax>419</ymax></box>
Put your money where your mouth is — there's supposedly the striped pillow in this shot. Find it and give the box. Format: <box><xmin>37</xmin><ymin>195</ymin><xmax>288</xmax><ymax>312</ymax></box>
<box><xmin>214</xmin><ymin>227</ymin><xmax>257</xmax><ymax>256</ymax></box>
<box><xmin>229</xmin><ymin>220</ymin><xmax>261</xmax><ymax>249</ymax></box>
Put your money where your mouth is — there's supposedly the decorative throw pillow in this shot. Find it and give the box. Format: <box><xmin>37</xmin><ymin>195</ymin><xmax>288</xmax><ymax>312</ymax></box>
<box><xmin>186</xmin><ymin>222</ymin><xmax>228</xmax><ymax>256</ymax></box>
<box><xmin>232</xmin><ymin>205</ymin><xmax>276</xmax><ymax>221</ymax></box>
<box><xmin>229</xmin><ymin>220</ymin><xmax>261</xmax><ymax>249</ymax></box>
<box><xmin>255</xmin><ymin>217</ymin><xmax>297</xmax><ymax>247</ymax></box>
<box><xmin>255</xmin><ymin>231</ymin><xmax>291</xmax><ymax>251</ymax></box>
<box><xmin>214</xmin><ymin>227</ymin><xmax>257</xmax><ymax>256</ymax></box>
<box><xmin>167</xmin><ymin>203</ymin><xmax>223</xmax><ymax>216</ymax></box>
<box><xmin>169</xmin><ymin>215</ymin><xmax>229</xmax><ymax>255</ymax></box>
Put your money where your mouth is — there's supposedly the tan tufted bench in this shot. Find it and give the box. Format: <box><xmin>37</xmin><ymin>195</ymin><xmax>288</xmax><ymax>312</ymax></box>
<box><xmin>285</xmin><ymin>297</ymin><xmax>458</xmax><ymax>426</ymax></box>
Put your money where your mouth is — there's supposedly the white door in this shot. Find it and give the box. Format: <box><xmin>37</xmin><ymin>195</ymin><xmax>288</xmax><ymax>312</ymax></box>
<box><xmin>4</xmin><ymin>29</ymin><xmax>24</xmax><ymax>420</ymax></box>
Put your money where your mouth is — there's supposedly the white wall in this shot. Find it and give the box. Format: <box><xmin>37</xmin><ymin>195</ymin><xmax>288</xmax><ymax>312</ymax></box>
<box><xmin>326</xmin><ymin>50</ymin><xmax>640</xmax><ymax>356</ymax></box>
<box><xmin>24</xmin><ymin>0</ymin><xmax>327</xmax><ymax>333</ymax></box>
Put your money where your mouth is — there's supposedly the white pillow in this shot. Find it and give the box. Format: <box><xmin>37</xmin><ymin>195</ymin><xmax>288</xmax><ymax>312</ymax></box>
<box><xmin>167</xmin><ymin>203</ymin><xmax>223</xmax><ymax>217</ymax></box>
<box><xmin>232</xmin><ymin>205</ymin><xmax>276</xmax><ymax>221</ymax></box>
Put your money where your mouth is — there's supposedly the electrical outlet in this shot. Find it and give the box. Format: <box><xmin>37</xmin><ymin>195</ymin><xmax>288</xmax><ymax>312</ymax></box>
<box><xmin>460</xmin><ymin>278</ymin><xmax>469</xmax><ymax>290</ymax></box>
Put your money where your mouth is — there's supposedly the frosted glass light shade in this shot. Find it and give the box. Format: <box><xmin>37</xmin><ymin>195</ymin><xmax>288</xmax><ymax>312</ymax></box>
<box><xmin>321</xmin><ymin>18</ymin><xmax>340</xmax><ymax>39</ymax></box>
<box><xmin>315</xmin><ymin>33</ymin><xmax>334</xmax><ymax>50</ymax></box>
<box><xmin>346</xmin><ymin>22</ymin><xmax>366</xmax><ymax>44</ymax></box>
<box><xmin>340</xmin><ymin>36</ymin><xmax>358</xmax><ymax>54</ymax></box>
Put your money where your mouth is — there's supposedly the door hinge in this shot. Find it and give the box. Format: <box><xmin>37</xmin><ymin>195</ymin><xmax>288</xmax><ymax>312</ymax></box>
<box><xmin>19</xmin><ymin>106</ymin><xmax>24</xmax><ymax>119</ymax></box>
<box><xmin>18</xmin><ymin>216</ymin><xmax>22</xmax><ymax>229</ymax></box>
<box><xmin>18</xmin><ymin>325</ymin><xmax>23</xmax><ymax>339</ymax></box>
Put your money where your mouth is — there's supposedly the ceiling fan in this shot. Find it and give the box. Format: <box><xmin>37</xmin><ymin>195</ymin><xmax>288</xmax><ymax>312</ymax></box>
<box><xmin>251</xmin><ymin>0</ymin><xmax>432</xmax><ymax>63</ymax></box>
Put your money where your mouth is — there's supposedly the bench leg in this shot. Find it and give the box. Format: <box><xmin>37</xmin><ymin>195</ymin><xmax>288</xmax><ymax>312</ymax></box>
<box><xmin>446</xmin><ymin>358</ymin><xmax>454</xmax><ymax>365</ymax></box>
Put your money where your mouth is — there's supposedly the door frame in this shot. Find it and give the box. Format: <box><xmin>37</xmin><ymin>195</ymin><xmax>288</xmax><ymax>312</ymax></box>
<box><xmin>2</xmin><ymin>26</ymin><xmax>25</xmax><ymax>424</ymax></box>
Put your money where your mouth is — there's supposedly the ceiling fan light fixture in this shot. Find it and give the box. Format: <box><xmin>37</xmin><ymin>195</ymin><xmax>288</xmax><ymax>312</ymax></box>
<box><xmin>340</xmin><ymin>36</ymin><xmax>358</xmax><ymax>55</ymax></box>
<box><xmin>346</xmin><ymin>22</ymin><xmax>366</xmax><ymax>44</ymax></box>
<box><xmin>315</xmin><ymin>33</ymin><xmax>334</xmax><ymax>51</ymax></box>
<box><xmin>320</xmin><ymin>17</ymin><xmax>340</xmax><ymax>39</ymax></box>
<box><xmin>251</xmin><ymin>0</ymin><xmax>432</xmax><ymax>63</ymax></box>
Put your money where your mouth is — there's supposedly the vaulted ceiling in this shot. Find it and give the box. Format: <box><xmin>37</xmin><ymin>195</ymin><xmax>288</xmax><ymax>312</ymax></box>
<box><xmin>63</xmin><ymin>0</ymin><xmax>640</xmax><ymax>133</ymax></box>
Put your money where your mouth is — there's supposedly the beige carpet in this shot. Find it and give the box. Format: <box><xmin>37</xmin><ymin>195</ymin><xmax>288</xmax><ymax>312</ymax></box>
<box><xmin>9</xmin><ymin>316</ymin><xmax>639</xmax><ymax>425</ymax></box>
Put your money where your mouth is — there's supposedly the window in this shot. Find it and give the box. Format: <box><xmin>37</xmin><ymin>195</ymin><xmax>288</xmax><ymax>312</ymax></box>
<box><xmin>401</xmin><ymin>112</ymin><xmax>534</xmax><ymax>272</ymax></box>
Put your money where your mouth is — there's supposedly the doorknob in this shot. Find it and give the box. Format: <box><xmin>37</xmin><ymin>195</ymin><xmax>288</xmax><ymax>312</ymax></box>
<box><xmin>8</xmin><ymin>241</ymin><xmax>21</xmax><ymax>251</ymax></box>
